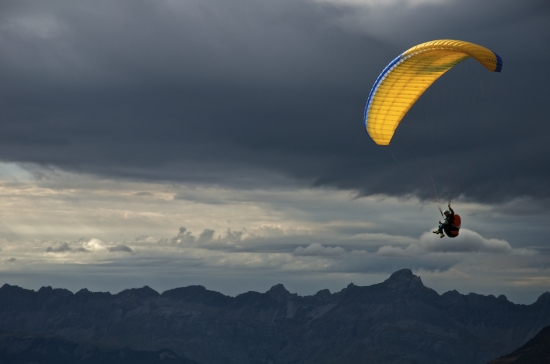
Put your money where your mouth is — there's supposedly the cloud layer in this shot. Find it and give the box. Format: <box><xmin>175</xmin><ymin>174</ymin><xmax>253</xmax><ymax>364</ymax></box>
<box><xmin>1</xmin><ymin>193</ymin><xmax>546</xmax><ymax>305</ymax></box>
<box><xmin>0</xmin><ymin>0</ymin><xmax>548</xmax><ymax>203</ymax></box>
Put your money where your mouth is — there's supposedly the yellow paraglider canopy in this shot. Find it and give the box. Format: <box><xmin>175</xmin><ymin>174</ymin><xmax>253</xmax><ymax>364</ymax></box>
<box><xmin>364</xmin><ymin>40</ymin><xmax>502</xmax><ymax>146</ymax></box>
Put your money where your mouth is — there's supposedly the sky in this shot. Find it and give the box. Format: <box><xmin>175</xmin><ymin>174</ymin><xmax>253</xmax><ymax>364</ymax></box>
<box><xmin>0</xmin><ymin>0</ymin><xmax>549</xmax><ymax>304</ymax></box>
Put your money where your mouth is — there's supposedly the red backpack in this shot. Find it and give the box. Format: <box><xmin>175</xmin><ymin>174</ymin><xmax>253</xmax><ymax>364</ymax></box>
<box><xmin>444</xmin><ymin>215</ymin><xmax>461</xmax><ymax>238</ymax></box>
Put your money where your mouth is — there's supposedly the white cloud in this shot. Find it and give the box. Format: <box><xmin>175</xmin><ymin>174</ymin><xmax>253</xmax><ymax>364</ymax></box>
<box><xmin>83</xmin><ymin>238</ymin><xmax>106</xmax><ymax>251</ymax></box>
<box><xmin>293</xmin><ymin>243</ymin><xmax>346</xmax><ymax>257</ymax></box>
<box><xmin>376</xmin><ymin>244</ymin><xmax>422</xmax><ymax>257</ymax></box>
<box><xmin>364</xmin><ymin>229</ymin><xmax>537</xmax><ymax>258</ymax></box>
<box><xmin>353</xmin><ymin>232</ymin><xmax>419</xmax><ymax>246</ymax></box>
<box><xmin>419</xmin><ymin>229</ymin><xmax>534</xmax><ymax>254</ymax></box>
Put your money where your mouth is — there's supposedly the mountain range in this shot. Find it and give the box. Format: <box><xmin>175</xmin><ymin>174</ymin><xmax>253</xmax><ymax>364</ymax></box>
<box><xmin>1</xmin><ymin>269</ymin><xmax>549</xmax><ymax>364</ymax></box>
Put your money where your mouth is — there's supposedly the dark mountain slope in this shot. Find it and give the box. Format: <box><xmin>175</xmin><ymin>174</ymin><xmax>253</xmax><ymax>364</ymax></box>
<box><xmin>488</xmin><ymin>324</ymin><xmax>550</xmax><ymax>364</ymax></box>
<box><xmin>0</xmin><ymin>331</ymin><xmax>197</xmax><ymax>364</ymax></box>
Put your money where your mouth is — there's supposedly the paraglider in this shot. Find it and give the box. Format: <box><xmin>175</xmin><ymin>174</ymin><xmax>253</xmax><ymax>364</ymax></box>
<box><xmin>433</xmin><ymin>204</ymin><xmax>461</xmax><ymax>238</ymax></box>
<box><xmin>363</xmin><ymin>40</ymin><xmax>502</xmax><ymax>234</ymax></box>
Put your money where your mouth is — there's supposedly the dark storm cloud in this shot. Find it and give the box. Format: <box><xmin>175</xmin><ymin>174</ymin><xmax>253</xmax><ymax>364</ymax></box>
<box><xmin>0</xmin><ymin>0</ymin><xmax>548</xmax><ymax>204</ymax></box>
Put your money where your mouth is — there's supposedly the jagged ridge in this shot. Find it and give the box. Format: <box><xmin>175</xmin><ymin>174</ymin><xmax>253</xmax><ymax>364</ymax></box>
<box><xmin>0</xmin><ymin>269</ymin><xmax>549</xmax><ymax>364</ymax></box>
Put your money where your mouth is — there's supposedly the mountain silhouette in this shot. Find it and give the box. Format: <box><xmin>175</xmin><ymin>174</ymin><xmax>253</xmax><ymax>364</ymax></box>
<box><xmin>1</xmin><ymin>269</ymin><xmax>549</xmax><ymax>364</ymax></box>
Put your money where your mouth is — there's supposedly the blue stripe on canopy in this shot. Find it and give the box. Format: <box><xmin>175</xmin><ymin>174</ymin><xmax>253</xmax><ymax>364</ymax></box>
<box><xmin>363</xmin><ymin>53</ymin><xmax>403</xmax><ymax>131</ymax></box>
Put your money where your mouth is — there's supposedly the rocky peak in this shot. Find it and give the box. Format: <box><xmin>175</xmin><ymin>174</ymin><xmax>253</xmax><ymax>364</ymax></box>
<box><xmin>314</xmin><ymin>289</ymin><xmax>332</xmax><ymax>300</ymax></box>
<box><xmin>74</xmin><ymin>288</ymin><xmax>112</xmax><ymax>299</ymax></box>
<box><xmin>266</xmin><ymin>284</ymin><xmax>291</xmax><ymax>301</ymax></box>
<box><xmin>161</xmin><ymin>285</ymin><xmax>230</xmax><ymax>306</ymax></box>
<box><xmin>533</xmin><ymin>291</ymin><xmax>550</xmax><ymax>306</ymax></box>
<box><xmin>0</xmin><ymin>284</ymin><xmax>24</xmax><ymax>294</ymax></box>
<box><xmin>383</xmin><ymin>269</ymin><xmax>425</xmax><ymax>291</ymax></box>
<box><xmin>497</xmin><ymin>294</ymin><xmax>509</xmax><ymax>302</ymax></box>
<box><xmin>38</xmin><ymin>286</ymin><xmax>53</xmax><ymax>293</ymax></box>
<box><xmin>37</xmin><ymin>286</ymin><xmax>72</xmax><ymax>299</ymax></box>
<box><xmin>117</xmin><ymin>286</ymin><xmax>159</xmax><ymax>299</ymax></box>
<box><xmin>161</xmin><ymin>285</ymin><xmax>207</xmax><ymax>300</ymax></box>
